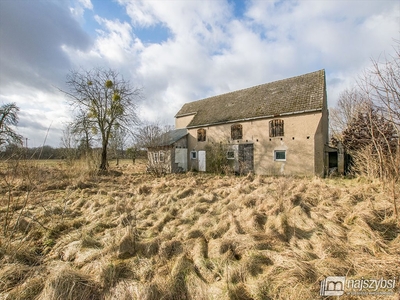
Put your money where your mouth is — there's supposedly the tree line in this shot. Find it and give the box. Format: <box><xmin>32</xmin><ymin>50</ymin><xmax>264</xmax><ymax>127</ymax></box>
<box><xmin>0</xmin><ymin>143</ymin><xmax>147</xmax><ymax>161</ymax></box>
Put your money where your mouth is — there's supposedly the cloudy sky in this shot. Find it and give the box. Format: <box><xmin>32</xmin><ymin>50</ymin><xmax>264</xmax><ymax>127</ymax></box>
<box><xmin>0</xmin><ymin>0</ymin><xmax>399</xmax><ymax>147</ymax></box>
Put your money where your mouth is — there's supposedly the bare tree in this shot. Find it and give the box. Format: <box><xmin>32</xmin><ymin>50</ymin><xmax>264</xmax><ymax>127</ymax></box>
<box><xmin>362</xmin><ymin>42</ymin><xmax>400</xmax><ymax>129</ymax></box>
<box><xmin>109</xmin><ymin>124</ymin><xmax>129</xmax><ymax>166</ymax></box>
<box><xmin>332</xmin><ymin>41</ymin><xmax>399</xmax><ymax>219</ymax></box>
<box><xmin>133</xmin><ymin>123</ymin><xmax>173</xmax><ymax>148</ymax></box>
<box><xmin>356</xmin><ymin>42</ymin><xmax>400</xmax><ymax>179</ymax></box>
<box><xmin>60</xmin><ymin>123</ymin><xmax>79</xmax><ymax>162</ymax></box>
<box><xmin>61</xmin><ymin>68</ymin><xmax>141</xmax><ymax>170</ymax></box>
<box><xmin>329</xmin><ymin>87</ymin><xmax>368</xmax><ymax>142</ymax></box>
<box><xmin>70</xmin><ymin>112</ymin><xmax>95</xmax><ymax>157</ymax></box>
<box><xmin>0</xmin><ymin>102</ymin><xmax>22</xmax><ymax>147</ymax></box>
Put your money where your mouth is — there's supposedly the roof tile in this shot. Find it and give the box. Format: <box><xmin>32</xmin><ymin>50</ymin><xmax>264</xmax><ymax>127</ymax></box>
<box><xmin>176</xmin><ymin>70</ymin><xmax>325</xmax><ymax>127</ymax></box>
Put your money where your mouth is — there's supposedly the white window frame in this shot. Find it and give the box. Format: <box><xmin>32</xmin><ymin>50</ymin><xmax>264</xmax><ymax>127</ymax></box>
<box><xmin>190</xmin><ymin>151</ymin><xmax>197</xmax><ymax>160</ymax></box>
<box><xmin>226</xmin><ymin>151</ymin><xmax>235</xmax><ymax>160</ymax></box>
<box><xmin>274</xmin><ymin>150</ymin><xmax>286</xmax><ymax>161</ymax></box>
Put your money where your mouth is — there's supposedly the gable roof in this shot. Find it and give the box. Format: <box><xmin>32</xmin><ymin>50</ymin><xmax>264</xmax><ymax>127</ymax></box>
<box><xmin>154</xmin><ymin>128</ymin><xmax>188</xmax><ymax>147</ymax></box>
<box><xmin>175</xmin><ymin>69</ymin><xmax>326</xmax><ymax>128</ymax></box>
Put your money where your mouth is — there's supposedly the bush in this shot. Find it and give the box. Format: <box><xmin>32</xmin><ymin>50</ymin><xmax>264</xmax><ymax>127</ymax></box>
<box><xmin>205</xmin><ymin>143</ymin><xmax>233</xmax><ymax>174</ymax></box>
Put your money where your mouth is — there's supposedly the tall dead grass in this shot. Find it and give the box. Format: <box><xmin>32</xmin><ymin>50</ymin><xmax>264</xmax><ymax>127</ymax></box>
<box><xmin>0</xmin><ymin>161</ymin><xmax>399</xmax><ymax>299</ymax></box>
<box><xmin>39</xmin><ymin>264</ymin><xmax>100</xmax><ymax>300</ymax></box>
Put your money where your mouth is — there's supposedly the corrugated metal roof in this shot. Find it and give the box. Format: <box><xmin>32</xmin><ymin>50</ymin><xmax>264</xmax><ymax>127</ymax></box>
<box><xmin>156</xmin><ymin>128</ymin><xmax>188</xmax><ymax>146</ymax></box>
<box><xmin>176</xmin><ymin>70</ymin><xmax>326</xmax><ymax>127</ymax></box>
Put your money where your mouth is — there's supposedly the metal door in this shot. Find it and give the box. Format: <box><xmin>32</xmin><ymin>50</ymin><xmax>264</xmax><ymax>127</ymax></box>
<box><xmin>198</xmin><ymin>150</ymin><xmax>206</xmax><ymax>172</ymax></box>
<box><xmin>238</xmin><ymin>144</ymin><xmax>254</xmax><ymax>174</ymax></box>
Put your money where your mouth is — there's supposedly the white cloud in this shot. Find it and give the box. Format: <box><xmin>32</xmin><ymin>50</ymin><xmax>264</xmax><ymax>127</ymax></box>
<box><xmin>94</xmin><ymin>16</ymin><xmax>135</xmax><ymax>63</ymax></box>
<box><xmin>70</xmin><ymin>0</ymin><xmax>93</xmax><ymax>22</ymax></box>
<box><xmin>119</xmin><ymin>0</ymin><xmax>158</xmax><ymax>27</ymax></box>
<box><xmin>79</xmin><ymin>0</ymin><xmax>93</xmax><ymax>10</ymax></box>
<box><xmin>69</xmin><ymin>0</ymin><xmax>400</xmax><ymax>126</ymax></box>
<box><xmin>1</xmin><ymin>86</ymin><xmax>71</xmax><ymax>148</ymax></box>
<box><xmin>1</xmin><ymin>0</ymin><xmax>399</xmax><ymax>147</ymax></box>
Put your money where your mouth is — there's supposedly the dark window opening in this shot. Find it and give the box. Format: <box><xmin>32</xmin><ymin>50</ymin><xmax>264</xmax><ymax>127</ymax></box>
<box><xmin>269</xmin><ymin>119</ymin><xmax>284</xmax><ymax>137</ymax></box>
<box><xmin>197</xmin><ymin>129</ymin><xmax>206</xmax><ymax>142</ymax></box>
<box><xmin>231</xmin><ymin>124</ymin><xmax>243</xmax><ymax>140</ymax></box>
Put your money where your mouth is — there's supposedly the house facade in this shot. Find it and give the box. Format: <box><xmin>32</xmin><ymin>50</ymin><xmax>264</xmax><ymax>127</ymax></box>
<box><xmin>174</xmin><ymin>69</ymin><xmax>330</xmax><ymax>176</ymax></box>
<box><xmin>147</xmin><ymin>128</ymin><xmax>188</xmax><ymax>173</ymax></box>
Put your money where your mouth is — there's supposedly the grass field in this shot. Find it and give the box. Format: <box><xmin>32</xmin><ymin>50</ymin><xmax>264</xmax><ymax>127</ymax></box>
<box><xmin>0</xmin><ymin>158</ymin><xmax>399</xmax><ymax>299</ymax></box>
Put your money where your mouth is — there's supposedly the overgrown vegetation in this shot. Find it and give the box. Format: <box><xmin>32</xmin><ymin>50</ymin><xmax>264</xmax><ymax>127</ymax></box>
<box><xmin>331</xmin><ymin>44</ymin><xmax>399</xmax><ymax>180</ymax></box>
<box><xmin>1</xmin><ymin>159</ymin><xmax>398</xmax><ymax>299</ymax></box>
<box><xmin>331</xmin><ymin>42</ymin><xmax>399</xmax><ymax>221</ymax></box>
<box><xmin>205</xmin><ymin>143</ymin><xmax>233</xmax><ymax>174</ymax></box>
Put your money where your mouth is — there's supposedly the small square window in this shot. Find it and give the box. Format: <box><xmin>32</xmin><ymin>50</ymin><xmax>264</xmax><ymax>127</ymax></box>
<box><xmin>227</xmin><ymin>151</ymin><xmax>235</xmax><ymax>159</ymax></box>
<box><xmin>274</xmin><ymin>150</ymin><xmax>286</xmax><ymax>161</ymax></box>
<box><xmin>190</xmin><ymin>151</ymin><xmax>197</xmax><ymax>160</ymax></box>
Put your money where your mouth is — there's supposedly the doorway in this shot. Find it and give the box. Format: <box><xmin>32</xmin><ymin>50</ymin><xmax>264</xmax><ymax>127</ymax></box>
<box><xmin>238</xmin><ymin>144</ymin><xmax>254</xmax><ymax>174</ymax></box>
<box><xmin>198</xmin><ymin>150</ymin><xmax>206</xmax><ymax>172</ymax></box>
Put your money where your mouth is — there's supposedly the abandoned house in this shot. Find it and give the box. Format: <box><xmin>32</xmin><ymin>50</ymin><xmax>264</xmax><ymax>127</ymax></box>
<box><xmin>147</xmin><ymin>128</ymin><xmax>188</xmax><ymax>173</ymax></box>
<box><xmin>149</xmin><ymin>69</ymin><xmax>338</xmax><ymax>176</ymax></box>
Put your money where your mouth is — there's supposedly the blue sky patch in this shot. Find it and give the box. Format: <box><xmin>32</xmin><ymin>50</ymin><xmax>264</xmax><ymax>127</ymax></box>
<box><xmin>134</xmin><ymin>25</ymin><xmax>172</xmax><ymax>44</ymax></box>
<box><xmin>82</xmin><ymin>0</ymin><xmax>130</xmax><ymax>35</ymax></box>
<box><xmin>229</xmin><ymin>0</ymin><xmax>247</xmax><ymax>19</ymax></box>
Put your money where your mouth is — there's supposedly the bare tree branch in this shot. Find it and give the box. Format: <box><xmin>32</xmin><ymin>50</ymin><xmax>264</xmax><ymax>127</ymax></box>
<box><xmin>0</xmin><ymin>102</ymin><xmax>23</xmax><ymax>146</ymax></box>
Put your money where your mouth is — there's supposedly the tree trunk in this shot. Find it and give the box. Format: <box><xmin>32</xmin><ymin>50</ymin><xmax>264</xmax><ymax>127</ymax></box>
<box><xmin>100</xmin><ymin>143</ymin><xmax>107</xmax><ymax>170</ymax></box>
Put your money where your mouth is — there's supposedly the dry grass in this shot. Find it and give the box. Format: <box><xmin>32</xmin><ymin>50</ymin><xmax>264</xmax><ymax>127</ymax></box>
<box><xmin>39</xmin><ymin>264</ymin><xmax>100</xmax><ymax>300</ymax></box>
<box><xmin>0</xmin><ymin>159</ymin><xmax>399</xmax><ymax>299</ymax></box>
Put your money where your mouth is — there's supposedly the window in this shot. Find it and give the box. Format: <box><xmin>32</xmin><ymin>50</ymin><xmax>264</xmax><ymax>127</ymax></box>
<box><xmin>190</xmin><ymin>151</ymin><xmax>197</xmax><ymax>159</ymax></box>
<box><xmin>153</xmin><ymin>152</ymin><xmax>158</xmax><ymax>163</ymax></box>
<box><xmin>227</xmin><ymin>151</ymin><xmax>235</xmax><ymax>159</ymax></box>
<box><xmin>269</xmin><ymin>119</ymin><xmax>284</xmax><ymax>137</ymax></box>
<box><xmin>231</xmin><ymin>124</ymin><xmax>243</xmax><ymax>140</ymax></box>
<box><xmin>197</xmin><ymin>129</ymin><xmax>206</xmax><ymax>142</ymax></box>
<box><xmin>159</xmin><ymin>152</ymin><xmax>164</xmax><ymax>162</ymax></box>
<box><xmin>274</xmin><ymin>150</ymin><xmax>286</xmax><ymax>161</ymax></box>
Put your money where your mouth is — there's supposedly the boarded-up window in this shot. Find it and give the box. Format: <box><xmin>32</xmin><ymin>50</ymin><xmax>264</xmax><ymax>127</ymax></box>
<box><xmin>269</xmin><ymin>119</ymin><xmax>284</xmax><ymax>137</ymax></box>
<box><xmin>197</xmin><ymin>129</ymin><xmax>206</xmax><ymax>142</ymax></box>
<box><xmin>231</xmin><ymin>124</ymin><xmax>243</xmax><ymax>140</ymax></box>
